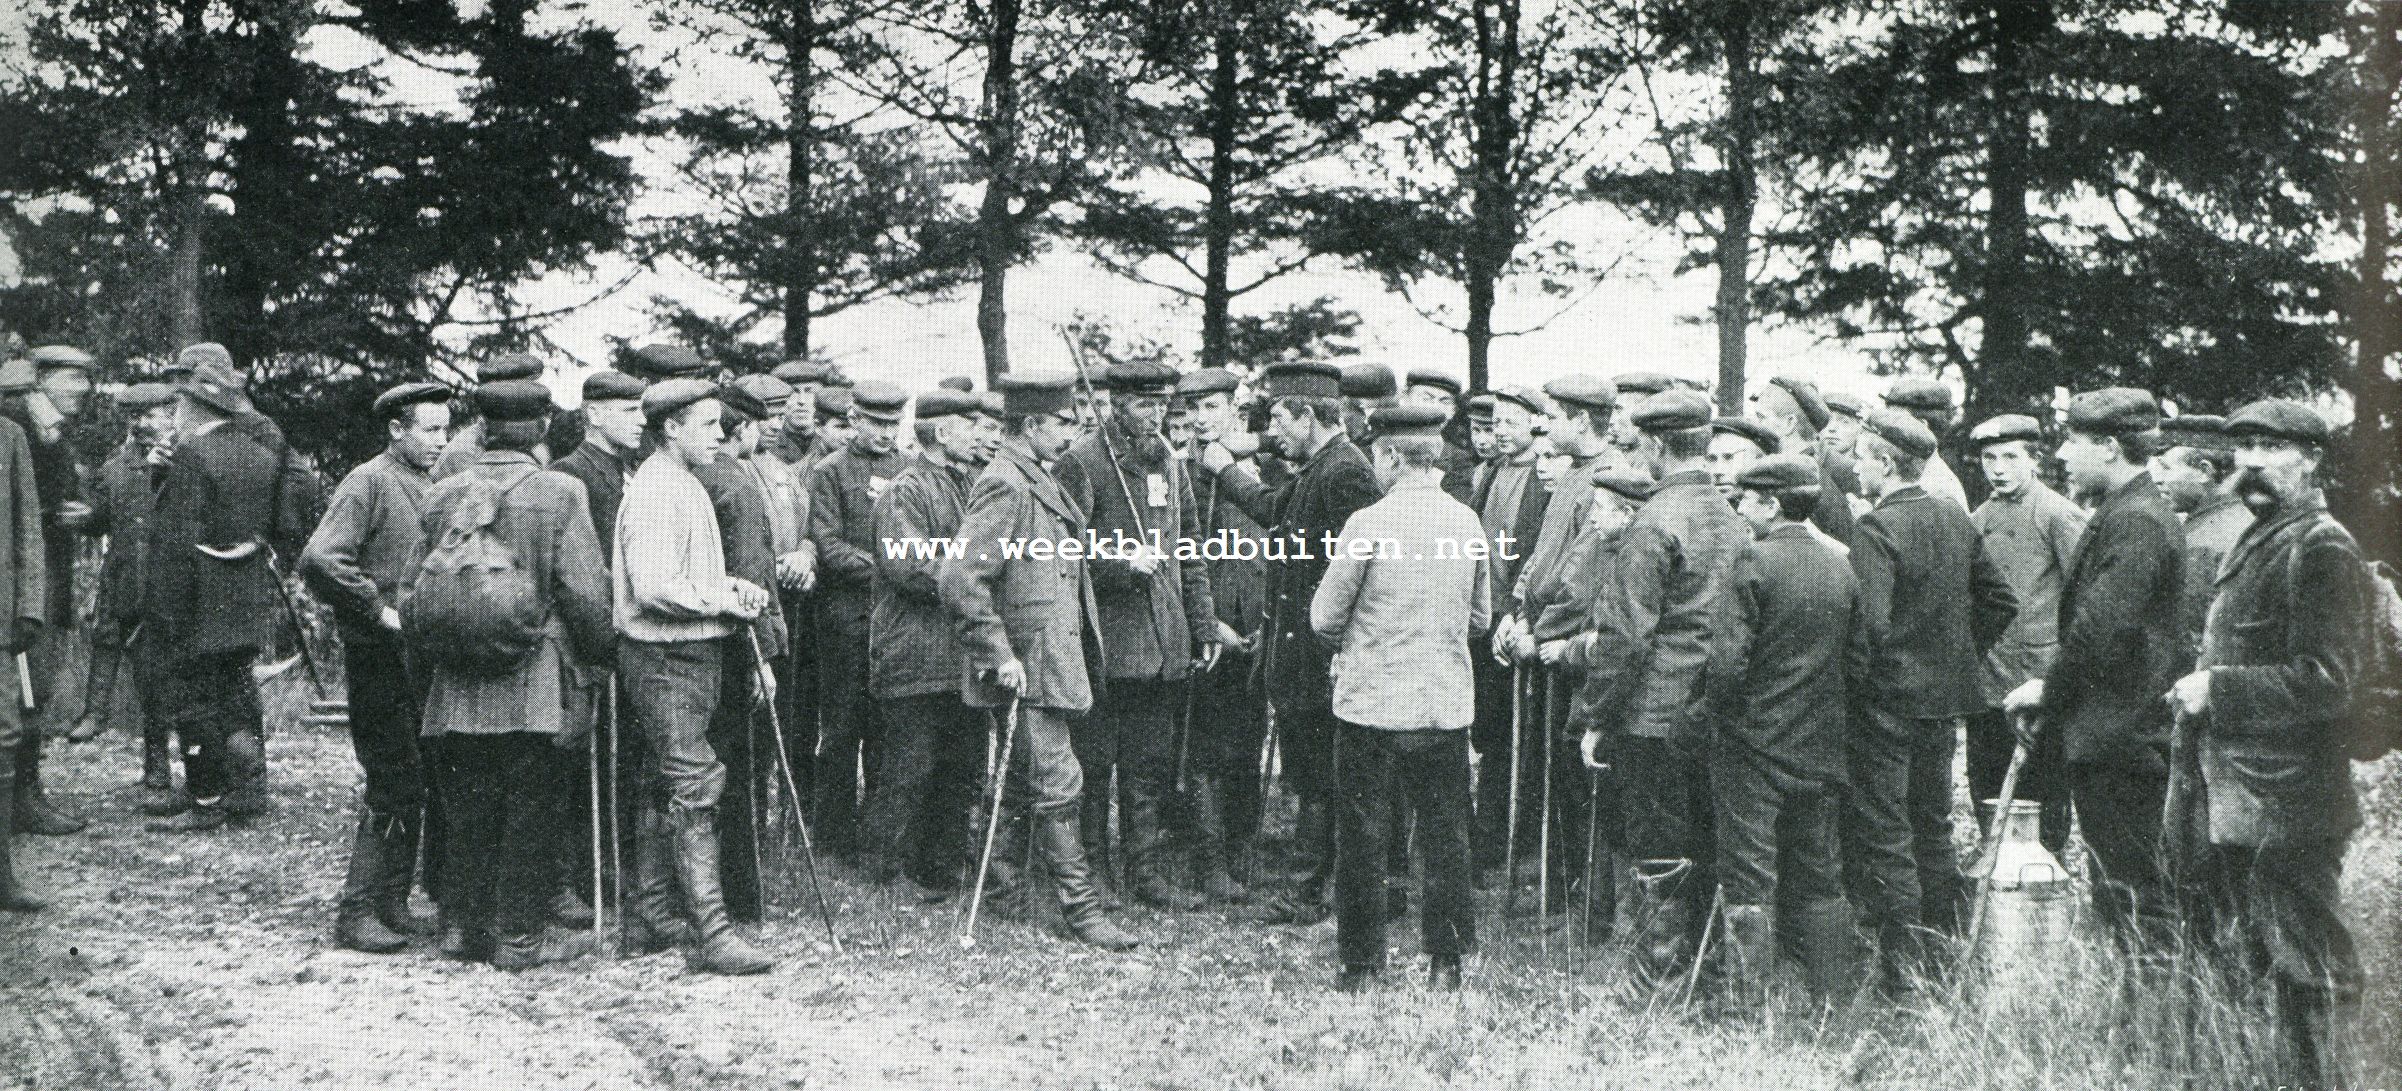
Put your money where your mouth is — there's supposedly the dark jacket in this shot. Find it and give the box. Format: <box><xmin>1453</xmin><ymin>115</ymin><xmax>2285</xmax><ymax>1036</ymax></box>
<box><xmin>2187</xmin><ymin>492</ymin><xmax>2372</xmax><ymax>847</ymax></box>
<box><xmin>1473</xmin><ymin>454</ymin><xmax>1551</xmax><ymax>602</ymax></box>
<box><xmin>1575</xmin><ymin>470</ymin><xmax>1751</xmax><ymax>742</ymax></box>
<box><xmin>144</xmin><ymin>421</ymin><xmax>309</xmax><ymax>661</ymax></box>
<box><xmin>82</xmin><ymin>441</ymin><xmax>158</xmax><ymax>629</ymax></box>
<box><xmin>1194</xmin><ymin>461</ymin><xmax>1266</xmax><ymax>636</ymax></box>
<box><xmin>3</xmin><ymin>401</ymin><xmax>81</xmax><ymax>625</ymax></box>
<box><xmin>1707</xmin><ymin>522</ymin><xmax>1867</xmax><ymax>784</ymax></box>
<box><xmin>938</xmin><ymin>440</ymin><xmax>1105</xmax><ymax>713</ymax></box>
<box><xmin>0</xmin><ymin>418</ymin><xmax>44</xmax><ymax>650</ymax></box>
<box><xmin>550</xmin><ymin>440</ymin><xmax>635</xmax><ymax>568</ymax></box>
<box><xmin>1215</xmin><ymin>435</ymin><xmax>1382</xmax><ymax>716</ymax></box>
<box><xmin>1850</xmin><ymin>485</ymin><xmax>2018</xmax><ymax>721</ymax></box>
<box><xmin>301</xmin><ymin>451</ymin><xmax>433</xmax><ymax>645</ymax></box>
<box><xmin>2040</xmin><ymin>473</ymin><xmax>2183</xmax><ymax>769</ymax></box>
<box><xmin>871</xmin><ymin>455</ymin><xmax>974</xmax><ymax>700</ymax></box>
<box><xmin>695</xmin><ymin>456</ymin><xmax>788</xmax><ymax>661</ymax></box>
<box><xmin>807</xmin><ymin>440</ymin><xmax>907</xmax><ymax>637</ymax></box>
<box><xmin>1055</xmin><ymin>421</ymin><xmax>1216</xmax><ymax>681</ymax></box>
<box><xmin>1810</xmin><ymin>443</ymin><xmax>1860</xmax><ymax>547</ymax></box>
<box><xmin>2177</xmin><ymin>496</ymin><xmax>2253</xmax><ymax>664</ymax></box>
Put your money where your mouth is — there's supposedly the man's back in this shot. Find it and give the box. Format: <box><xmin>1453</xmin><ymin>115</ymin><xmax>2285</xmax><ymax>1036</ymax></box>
<box><xmin>1582</xmin><ymin>469</ymin><xmax>1751</xmax><ymax>742</ymax></box>
<box><xmin>146</xmin><ymin>425</ymin><xmax>283</xmax><ymax>659</ymax></box>
<box><xmin>1716</xmin><ymin>524</ymin><xmax>1862</xmax><ymax>783</ymax></box>
<box><xmin>1310</xmin><ymin>481</ymin><xmax>1490</xmax><ymax>731</ymax></box>
<box><xmin>1853</xmin><ymin>485</ymin><xmax>2017</xmax><ymax>720</ymax></box>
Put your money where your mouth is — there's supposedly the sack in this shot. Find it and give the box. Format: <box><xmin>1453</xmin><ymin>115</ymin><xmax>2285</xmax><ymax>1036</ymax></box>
<box><xmin>402</xmin><ymin>470</ymin><xmax>546</xmax><ymax>677</ymax></box>
<box><xmin>2346</xmin><ymin>559</ymin><xmax>2402</xmax><ymax>761</ymax></box>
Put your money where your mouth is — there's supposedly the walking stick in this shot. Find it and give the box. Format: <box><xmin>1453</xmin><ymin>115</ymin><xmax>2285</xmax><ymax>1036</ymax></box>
<box><xmin>1580</xmin><ymin>765</ymin><xmax>1602</xmax><ymax>950</ymax></box>
<box><xmin>749</xmin><ymin>630</ymin><xmax>841</xmax><ymax>953</ymax></box>
<box><xmin>1173</xmin><ymin>673</ymin><xmax>1198</xmax><ymax>794</ymax></box>
<box><xmin>588</xmin><ymin>717</ymin><xmax>606</xmax><ymax>949</ymax></box>
<box><xmin>606</xmin><ymin>674</ymin><xmax>624</xmax><ymax>943</ymax></box>
<box><xmin>1503</xmin><ymin>667</ymin><xmax>1525</xmax><ymax>914</ymax></box>
<box><xmin>1957</xmin><ymin>721</ymin><xmax>2033</xmax><ymax>998</ymax></box>
<box><xmin>1537</xmin><ymin>669</ymin><xmax>1555</xmax><ymax>957</ymax></box>
<box><xmin>961</xmin><ymin>694</ymin><xmax>1022</xmax><ymax>950</ymax></box>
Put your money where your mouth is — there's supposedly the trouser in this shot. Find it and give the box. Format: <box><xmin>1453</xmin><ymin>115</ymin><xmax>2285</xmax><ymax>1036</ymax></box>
<box><xmin>2189</xmin><ymin>838</ymin><xmax>2360</xmax><ymax>1087</ymax></box>
<box><xmin>1274</xmin><ymin>698</ymin><xmax>1339</xmax><ymax>900</ymax></box>
<box><xmin>619</xmin><ymin>639</ymin><xmax>726</xmax><ymax>813</ymax></box>
<box><xmin>813</xmin><ymin>608</ymin><xmax>875</xmax><ymax>858</ymax></box>
<box><xmin>1072</xmin><ymin>677</ymin><xmax>1179</xmax><ymax>881</ymax></box>
<box><xmin>1711</xmin><ymin>748</ymin><xmax>1842</xmax><ymax>913</ymax></box>
<box><xmin>151</xmin><ymin>645</ymin><xmax>264</xmax><ymax>804</ymax></box>
<box><xmin>704</xmin><ymin>635</ymin><xmax>762</xmax><ymax>921</ymax></box>
<box><xmin>1538</xmin><ymin>670</ymin><xmax>1586</xmax><ymax>893</ymax></box>
<box><xmin>24</xmin><ymin>617</ymin><xmax>73</xmax><ymax>737</ymax></box>
<box><xmin>2068</xmin><ymin>759</ymin><xmax>2172</xmax><ymax>948</ymax></box>
<box><xmin>862</xmin><ymin>692</ymin><xmax>982</xmax><ymax>888</ymax></box>
<box><xmin>777</xmin><ymin>596</ymin><xmax>815</xmax><ymax>807</ymax></box>
<box><xmin>342</xmin><ymin>638</ymin><xmax>438</xmax><ymax>901</ymax></box>
<box><xmin>1965</xmin><ymin>708</ymin><xmax>2068</xmax><ymax>855</ymax></box>
<box><xmin>1468</xmin><ymin>644</ymin><xmax>1519</xmax><ymax>868</ymax></box>
<box><xmin>1189</xmin><ymin>649</ymin><xmax>1266</xmax><ymax>845</ymax></box>
<box><xmin>433</xmin><ymin>733</ymin><xmax>566</xmax><ymax>942</ymax></box>
<box><xmin>1843</xmin><ymin>710</ymin><xmax>1963</xmax><ymax>959</ymax></box>
<box><xmin>1335</xmin><ymin>722</ymin><xmax>1474</xmax><ymax>968</ymax></box>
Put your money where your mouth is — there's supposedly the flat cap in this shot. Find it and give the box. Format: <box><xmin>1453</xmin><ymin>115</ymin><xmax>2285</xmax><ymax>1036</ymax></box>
<box><xmin>2225</xmin><ymin>399</ymin><xmax>2331</xmax><ymax>445</ymax></box>
<box><xmin>0</xmin><ymin>360</ymin><xmax>34</xmax><ymax>396</ymax></box>
<box><xmin>2064</xmin><ymin>388</ymin><xmax>2161</xmax><ymax>436</ymax></box>
<box><xmin>1968</xmin><ymin>413</ymin><xmax>2044</xmax><ymax>449</ymax></box>
<box><xmin>819</xmin><ymin>368</ymin><xmax>855</xmax><ymax>389</ymax></box>
<box><xmin>176</xmin><ymin>343</ymin><xmax>248</xmax><ymax>413</ymax></box>
<box><xmin>915</xmin><ymin>390</ymin><xmax>982</xmax><ymax>419</ymax></box>
<box><xmin>626</xmin><ymin>344</ymin><xmax>708</xmax><ymax>382</ymax></box>
<box><xmin>816</xmin><ymin>387</ymin><xmax>854</xmax><ymax>418</ymax></box>
<box><xmin>1615</xmin><ymin>371</ymin><xmax>1678</xmax><ymax>398</ymax></box>
<box><xmin>715</xmin><ymin>383</ymin><xmax>771</xmax><ymax>423</ymax></box>
<box><xmin>640</xmin><ymin>377</ymin><xmax>717</xmax><ymax>424</ymax></box>
<box><xmin>1735</xmin><ymin>453</ymin><xmax>1822</xmax><ymax>493</ymax></box>
<box><xmin>1465</xmin><ymin>392</ymin><xmax>1497</xmax><ymax>421</ymax></box>
<box><xmin>849</xmin><ymin>380</ymin><xmax>907</xmax><ymax>421</ymax></box>
<box><xmin>477</xmin><ymin>352</ymin><xmax>543</xmax><ymax>382</ymax></box>
<box><xmin>1368</xmin><ymin>404</ymin><xmax>1448</xmax><ymax>439</ymax></box>
<box><xmin>1405</xmin><ymin>368</ymin><xmax>1463</xmax><ymax>396</ymax></box>
<box><xmin>1103</xmin><ymin>361</ymin><xmax>1177</xmax><ymax>395</ymax></box>
<box><xmin>937</xmin><ymin>376</ymin><xmax>976</xmax><ymax>392</ymax></box>
<box><xmin>1176</xmin><ymin>368</ymin><xmax>1240</xmax><ymax>399</ymax></box>
<box><xmin>1884</xmin><ymin>378</ymin><xmax>1955</xmax><ymax>412</ymax></box>
<box><xmin>1630</xmin><ymin>390</ymin><xmax>1713</xmax><ymax>433</ymax></box>
<box><xmin>1710</xmin><ymin>416</ymin><xmax>1782</xmax><ymax>455</ymax></box>
<box><xmin>1491</xmin><ymin>386</ymin><xmax>1546</xmax><ymax>416</ymax></box>
<box><xmin>771</xmin><ymin>360</ymin><xmax>831</xmax><ymax>386</ymax></box>
<box><xmin>1590</xmin><ymin>467</ymin><xmax>1655</xmax><ymax>504</ymax></box>
<box><xmin>373</xmin><ymin>381</ymin><xmax>452</xmax><ymax>418</ymax></box>
<box><xmin>996</xmin><ymin>372</ymin><xmax>1077</xmax><ymax>418</ymax></box>
<box><xmin>114</xmin><ymin>382</ymin><xmax>177</xmax><ymax>410</ymax></box>
<box><xmin>1823</xmin><ymin>389</ymin><xmax>1868</xmax><ymax>420</ymax></box>
<box><xmin>1861</xmin><ymin>408</ymin><xmax>1938</xmax><ymax>459</ymax></box>
<box><xmin>2160</xmin><ymin>414</ymin><xmax>2233</xmax><ymax>452</ymax></box>
<box><xmin>1261</xmin><ymin>361</ymin><xmax>1342</xmax><ymax>400</ymax></box>
<box><xmin>583</xmin><ymin>370</ymin><xmax>647</xmax><ymax>403</ymax></box>
<box><xmin>731</xmin><ymin>373</ymin><xmax>794</xmax><ymax>412</ymax></box>
<box><xmin>1339</xmin><ymin>363</ymin><xmax>1399</xmax><ymax>401</ymax></box>
<box><xmin>1544</xmin><ymin>375</ymin><xmax>1618</xmax><ymax>413</ymax></box>
<box><xmin>977</xmin><ymin>391</ymin><xmax>1006</xmax><ymax>417</ymax></box>
<box><xmin>28</xmin><ymin>345</ymin><xmax>94</xmax><ymax>370</ymax></box>
<box><xmin>473</xmin><ymin>380</ymin><xmax>553</xmax><ymax>423</ymax></box>
<box><xmin>1766</xmin><ymin>376</ymin><xmax>1831</xmax><ymax>431</ymax></box>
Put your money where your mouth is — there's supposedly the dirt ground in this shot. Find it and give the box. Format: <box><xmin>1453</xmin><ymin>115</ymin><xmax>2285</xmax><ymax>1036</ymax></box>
<box><xmin>3</xmin><ymin>696</ymin><xmax>2397</xmax><ymax>1090</ymax></box>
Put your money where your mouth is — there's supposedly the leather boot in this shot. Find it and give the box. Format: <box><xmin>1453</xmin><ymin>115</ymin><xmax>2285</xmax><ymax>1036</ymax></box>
<box><xmin>1186</xmin><ymin>775</ymin><xmax>1247</xmax><ymax>904</ymax></box>
<box><xmin>491</xmin><ymin>926</ymin><xmax>597</xmax><ymax>972</ymax></box>
<box><xmin>373</xmin><ymin>812</ymin><xmax>440</xmax><ymax>938</ymax></box>
<box><xmin>334</xmin><ymin>814</ymin><xmax>409</xmax><ymax>953</ymax></box>
<box><xmin>665</xmin><ymin>806</ymin><xmax>775</xmax><ymax>975</ymax></box>
<box><xmin>14</xmin><ymin>745</ymin><xmax>85</xmax><ymax>836</ymax></box>
<box><xmin>550</xmin><ymin>889</ymin><xmax>595</xmax><ymax>929</ymax></box>
<box><xmin>1038</xmin><ymin>802</ymin><xmax>1138</xmax><ymax>951</ymax></box>
<box><xmin>968</xmin><ymin>799</ymin><xmax>1032</xmax><ymax>921</ymax></box>
<box><xmin>1626</xmin><ymin>859</ymin><xmax>1697</xmax><ymax>984</ymax></box>
<box><xmin>221</xmin><ymin>728</ymin><xmax>269</xmax><ymax>821</ymax></box>
<box><xmin>1793</xmin><ymin>897</ymin><xmax>1864</xmax><ymax>1003</ymax></box>
<box><xmin>1078</xmin><ymin>789</ymin><xmax>1122</xmax><ymax>912</ymax></box>
<box><xmin>149</xmin><ymin>799</ymin><xmax>227</xmax><ymax>833</ymax></box>
<box><xmin>621</xmin><ymin>810</ymin><xmax>694</xmax><ymax>956</ymax></box>
<box><xmin>0</xmin><ymin>761</ymin><xmax>47</xmax><ymax>912</ymax></box>
<box><xmin>1125</xmin><ymin>776</ymin><xmax>1202</xmax><ymax>911</ymax></box>
<box><xmin>139</xmin><ymin>733</ymin><xmax>186</xmax><ymax>816</ymax></box>
<box><xmin>1719</xmin><ymin>903</ymin><xmax>1776</xmax><ymax>1009</ymax></box>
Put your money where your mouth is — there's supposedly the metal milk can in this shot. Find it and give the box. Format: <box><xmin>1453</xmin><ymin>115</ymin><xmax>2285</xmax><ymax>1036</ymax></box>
<box><xmin>1964</xmin><ymin>799</ymin><xmax>2076</xmax><ymax>1010</ymax></box>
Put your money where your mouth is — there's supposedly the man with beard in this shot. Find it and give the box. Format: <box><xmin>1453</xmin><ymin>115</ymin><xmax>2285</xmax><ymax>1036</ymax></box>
<box><xmin>2004</xmin><ymin>390</ymin><xmax>2184</xmax><ymax>953</ymax></box>
<box><xmin>10</xmin><ymin>345</ymin><xmax>94</xmax><ymax>836</ymax></box>
<box><xmin>303</xmin><ymin>381</ymin><xmax>455</xmax><ymax>952</ymax></box>
<box><xmin>939</xmin><ymin>374</ymin><xmax>1140</xmax><ymax>951</ymax></box>
<box><xmin>73</xmin><ymin>383</ymin><xmax>178</xmax><ymax>811</ymax></box>
<box><xmin>806</xmin><ymin>380</ymin><xmax>909</xmax><ymax>861</ymax></box>
<box><xmin>692</xmin><ymin>382</ymin><xmax>790</xmax><ymax>924</ymax></box>
<box><xmin>1748</xmin><ymin>376</ymin><xmax>1857</xmax><ymax>547</ymax></box>
<box><xmin>1176</xmin><ymin>368</ymin><xmax>1267</xmax><ymax>899</ymax></box>
<box><xmin>1466</xmin><ymin>386</ymin><xmax>1547</xmax><ymax>881</ymax></box>
<box><xmin>1200</xmin><ymin>362</ymin><xmax>1381</xmax><ymax>923</ymax></box>
<box><xmin>863</xmin><ymin>389</ymin><xmax>996</xmax><ymax>899</ymax></box>
<box><xmin>1965</xmin><ymin>413</ymin><xmax>2085</xmax><ymax>855</ymax></box>
<box><xmin>2166</xmin><ymin>399</ymin><xmax>2371</xmax><ymax>1086</ymax></box>
<box><xmin>1056</xmin><ymin>362</ymin><xmax>1228</xmax><ymax>910</ymax></box>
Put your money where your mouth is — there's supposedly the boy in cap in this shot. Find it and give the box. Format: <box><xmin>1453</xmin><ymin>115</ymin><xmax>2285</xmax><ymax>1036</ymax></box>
<box><xmin>302</xmin><ymin>380</ymin><xmax>455</xmax><ymax>951</ymax></box>
<box><xmin>938</xmin><ymin>374</ymin><xmax>1141</xmax><ymax>950</ymax></box>
<box><xmin>72</xmin><ymin>383</ymin><xmax>178</xmax><ymax>790</ymax></box>
<box><xmin>1467</xmin><ymin>386</ymin><xmax>1549</xmax><ymax>878</ymax></box>
<box><xmin>1844</xmin><ymin>407</ymin><xmax>2017</xmax><ymax>982</ymax></box>
<box><xmin>1704</xmin><ymin>417</ymin><xmax>1780</xmax><ymax>503</ymax></box>
<box><xmin>1748</xmin><ymin>376</ymin><xmax>1857</xmax><ymax>547</ymax></box>
<box><xmin>613</xmin><ymin>378</ymin><xmax>776</xmax><ymax>975</ymax></box>
<box><xmin>805</xmin><ymin>379</ymin><xmax>909</xmax><ymax>859</ymax></box>
<box><xmin>1311</xmin><ymin>405</ymin><xmax>1489</xmax><ymax>991</ymax></box>
<box><xmin>433</xmin><ymin>353</ymin><xmax>546</xmax><ymax>480</ymax></box>
<box><xmin>1882</xmin><ymin>378</ymin><xmax>1970</xmax><ymax>510</ymax></box>
<box><xmin>1177</xmin><ymin>367</ymin><xmax>1272</xmax><ymax>894</ymax></box>
<box><xmin>2152</xmin><ymin>414</ymin><xmax>2252</xmax><ymax>656</ymax></box>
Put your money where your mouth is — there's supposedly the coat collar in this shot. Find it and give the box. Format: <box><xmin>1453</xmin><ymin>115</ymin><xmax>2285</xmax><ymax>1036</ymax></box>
<box><xmin>2216</xmin><ymin>489</ymin><xmax>2323</xmax><ymax>585</ymax></box>
<box><xmin>995</xmin><ymin>440</ymin><xmax>1083</xmax><ymax>531</ymax></box>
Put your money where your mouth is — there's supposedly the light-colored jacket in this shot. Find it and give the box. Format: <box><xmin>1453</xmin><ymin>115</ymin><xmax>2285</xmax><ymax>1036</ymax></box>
<box><xmin>1310</xmin><ymin>478</ymin><xmax>1491</xmax><ymax>731</ymax></box>
<box><xmin>613</xmin><ymin>450</ymin><xmax>744</xmax><ymax>644</ymax></box>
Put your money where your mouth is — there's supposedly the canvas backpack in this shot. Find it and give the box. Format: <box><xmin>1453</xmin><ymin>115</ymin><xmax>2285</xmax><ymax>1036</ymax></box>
<box><xmin>402</xmin><ymin>469</ymin><xmax>547</xmax><ymax>677</ymax></box>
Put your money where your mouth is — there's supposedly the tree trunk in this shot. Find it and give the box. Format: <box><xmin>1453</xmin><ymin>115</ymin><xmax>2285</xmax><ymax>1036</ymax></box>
<box><xmin>2349</xmin><ymin>0</ymin><xmax>2402</xmax><ymax>561</ymax></box>
<box><xmin>1972</xmin><ymin>0</ymin><xmax>2044</xmax><ymax>421</ymax></box>
<box><xmin>781</xmin><ymin>2</ymin><xmax>819</xmax><ymax>359</ymax></box>
<box><xmin>1711</xmin><ymin>8</ymin><xmax>1757</xmax><ymax>415</ymax></box>
<box><xmin>170</xmin><ymin>166</ymin><xmax>205</xmax><ymax>349</ymax></box>
<box><xmin>1198</xmin><ymin>0</ymin><xmax>1241</xmax><ymax>372</ymax></box>
<box><xmin>220</xmin><ymin>17</ymin><xmax>303</xmax><ymax>368</ymax></box>
<box><xmin>974</xmin><ymin>0</ymin><xmax>1025</xmax><ymax>385</ymax></box>
<box><xmin>1461</xmin><ymin>0</ymin><xmax>1520</xmax><ymax>393</ymax></box>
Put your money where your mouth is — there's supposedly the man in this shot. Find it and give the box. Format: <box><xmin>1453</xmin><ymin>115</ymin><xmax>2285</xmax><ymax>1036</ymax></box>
<box><xmin>1338</xmin><ymin>363</ymin><xmax>1400</xmax><ymax>445</ymax></box>
<box><xmin>1706</xmin><ymin>454</ymin><xmax>1867</xmax><ymax>1003</ymax></box>
<box><xmin>761</xmin><ymin>363</ymin><xmax>828</xmax><ymax>807</ymax></box>
<box><xmin>863</xmin><ymin>390</ymin><xmax>993</xmax><ymax>899</ymax></box>
<box><xmin>2003</xmin><ymin>389</ymin><xmax>2183</xmax><ymax>951</ymax></box>
<box><xmin>2164</xmin><ymin>399</ymin><xmax>2370</xmax><ymax>1085</ymax></box>
<box><xmin>1403</xmin><ymin>369</ymin><xmax>1476</xmax><ymax>506</ymax></box>
<box><xmin>1820</xmin><ymin>391</ymin><xmax>1867</xmax><ymax>465</ymax></box>
<box><xmin>1199</xmin><ymin>362</ymin><xmax>1382</xmax><ymax>922</ymax></box>
<box><xmin>1964</xmin><ymin>413</ymin><xmax>2085</xmax><ymax>854</ymax></box>
<box><xmin>1571</xmin><ymin>390</ymin><xmax>1751</xmax><ymax>981</ymax></box>
<box><xmin>1607</xmin><ymin>373</ymin><xmax>1676</xmax><ymax>459</ymax></box>
<box><xmin>302</xmin><ymin>380</ymin><xmax>454</xmax><ymax>952</ymax></box>
<box><xmin>1465</xmin><ymin>386</ymin><xmax>1547</xmax><ymax>878</ymax></box>
<box><xmin>1311</xmin><ymin>405</ymin><xmax>1489</xmax><ymax>992</ymax></box>
<box><xmin>1748</xmin><ymin>376</ymin><xmax>1857</xmax><ymax>547</ymax></box>
<box><xmin>613</xmin><ymin>378</ymin><xmax>776</xmax><ymax>976</ymax></box>
<box><xmin>11</xmin><ymin>345</ymin><xmax>93</xmax><ymax>835</ymax></box>
<box><xmin>805</xmin><ymin>380</ymin><xmax>909</xmax><ymax>861</ymax></box>
<box><xmin>1178</xmin><ymin>368</ymin><xmax>1268</xmax><ymax>897</ymax></box>
<box><xmin>765</xmin><ymin>360</ymin><xmax>831</xmax><ymax>470</ymax></box>
<box><xmin>432</xmin><ymin>353</ymin><xmax>544</xmax><ymax>480</ymax></box>
<box><xmin>1882</xmin><ymin>378</ymin><xmax>1971</xmax><ymax>510</ymax></box>
<box><xmin>1444</xmin><ymin>392</ymin><xmax>1497</xmax><ymax>503</ymax></box>
<box><xmin>620</xmin><ymin>343</ymin><xmax>716</xmax><ymax>386</ymax></box>
<box><xmin>2154</xmin><ymin>415</ymin><xmax>2252</xmax><ymax>656</ymax></box>
<box><xmin>0</xmin><ymin>350</ymin><xmax>45</xmax><ymax>909</ymax></box>
<box><xmin>692</xmin><ymin>382</ymin><xmax>790</xmax><ymax>924</ymax></box>
<box><xmin>1844</xmin><ymin>408</ymin><xmax>2016</xmax><ymax>982</ymax></box>
<box><xmin>734</xmin><ymin>372</ymin><xmax>817</xmax><ymax>816</ymax></box>
<box><xmin>938</xmin><ymin>373</ymin><xmax>1141</xmax><ymax>951</ymax></box>
<box><xmin>1704</xmin><ymin>417</ymin><xmax>1780</xmax><ymax>503</ymax></box>
<box><xmin>74</xmin><ymin>383</ymin><xmax>178</xmax><ymax>811</ymax></box>
<box><xmin>414</xmin><ymin>380</ymin><xmax>612</xmax><ymax>970</ymax></box>
<box><xmin>143</xmin><ymin>344</ymin><xmax>321</xmax><ymax>833</ymax></box>
<box><xmin>1056</xmin><ymin>362</ymin><xmax>1226</xmax><ymax>909</ymax></box>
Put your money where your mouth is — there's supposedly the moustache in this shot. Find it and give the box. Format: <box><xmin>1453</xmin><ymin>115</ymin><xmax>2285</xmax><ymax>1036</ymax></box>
<box><xmin>2233</xmin><ymin>468</ymin><xmax>2280</xmax><ymax>498</ymax></box>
